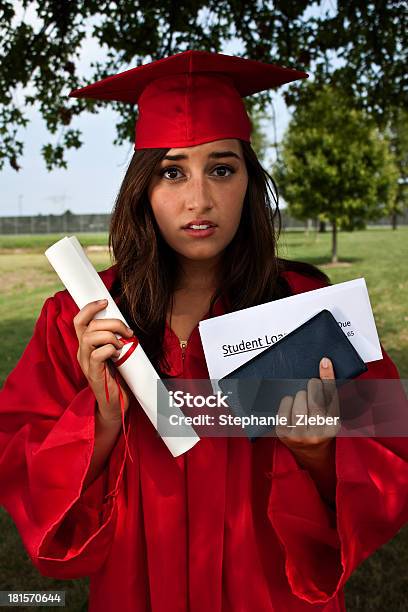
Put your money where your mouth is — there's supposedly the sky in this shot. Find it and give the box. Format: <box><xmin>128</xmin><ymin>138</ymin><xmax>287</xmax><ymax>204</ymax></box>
<box><xmin>1</xmin><ymin>7</ymin><xmax>295</xmax><ymax>218</ymax></box>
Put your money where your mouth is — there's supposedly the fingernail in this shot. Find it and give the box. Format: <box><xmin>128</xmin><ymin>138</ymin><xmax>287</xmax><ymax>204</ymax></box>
<box><xmin>98</xmin><ymin>299</ymin><xmax>108</xmax><ymax>304</ymax></box>
<box><xmin>322</xmin><ymin>357</ymin><xmax>329</xmax><ymax>369</ymax></box>
<box><xmin>127</xmin><ymin>327</ymin><xmax>133</xmax><ymax>335</ymax></box>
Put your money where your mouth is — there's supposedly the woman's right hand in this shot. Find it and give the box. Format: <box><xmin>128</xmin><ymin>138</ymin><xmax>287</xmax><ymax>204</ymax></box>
<box><xmin>74</xmin><ymin>299</ymin><xmax>134</xmax><ymax>422</ymax></box>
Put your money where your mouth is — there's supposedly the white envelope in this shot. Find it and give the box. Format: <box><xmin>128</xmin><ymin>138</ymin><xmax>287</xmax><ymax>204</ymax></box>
<box><xmin>199</xmin><ymin>278</ymin><xmax>382</xmax><ymax>380</ymax></box>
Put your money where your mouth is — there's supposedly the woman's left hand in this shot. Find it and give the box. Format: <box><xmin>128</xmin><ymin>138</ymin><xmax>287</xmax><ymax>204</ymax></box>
<box><xmin>275</xmin><ymin>357</ymin><xmax>341</xmax><ymax>456</ymax></box>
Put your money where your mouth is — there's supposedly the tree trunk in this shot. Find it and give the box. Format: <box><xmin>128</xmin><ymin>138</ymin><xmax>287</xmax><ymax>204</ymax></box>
<box><xmin>332</xmin><ymin>219</ymin><xmax>338</xmax><ymax>263</ymax></box>
<box><xmin>391</xmin><ymin>209</ymin><xmax>398</xmax><ymax>230</ymax></box>
<box><xmin>318</xmin><ymin>220</ymin><xmax>326</xmax><ymax>233</ymax></box>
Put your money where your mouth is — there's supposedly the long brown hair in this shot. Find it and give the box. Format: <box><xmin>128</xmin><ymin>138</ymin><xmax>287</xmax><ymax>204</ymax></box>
<box><xmin>109</xmin><ymin>141</ymin><xmax>329</xmax><ymax>375</ymax></box>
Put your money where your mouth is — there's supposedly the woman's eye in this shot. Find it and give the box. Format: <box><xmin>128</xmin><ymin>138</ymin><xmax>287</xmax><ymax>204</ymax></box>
<box><xmin>212</xmin><ymin>165</ymin><xmax>234</xmax><ymax>177</ymax></box>
<box><xmin>159</xmin><ymin>165</ymin><xmax>234</xmax><ymax>180</ymax></box>
<box><xmin>161</xmin><ymin>167</ymin><xmax>183</xmax><ymax>180</ymax></box>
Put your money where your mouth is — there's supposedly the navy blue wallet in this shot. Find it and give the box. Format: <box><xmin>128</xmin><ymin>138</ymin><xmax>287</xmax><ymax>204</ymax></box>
<box><xmin>218</xmin><ymin>309</ymin><xmax>368</xmax><ymax>440</ymax></box>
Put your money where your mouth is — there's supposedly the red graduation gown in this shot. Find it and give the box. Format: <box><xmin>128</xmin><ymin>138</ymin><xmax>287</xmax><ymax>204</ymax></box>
<box><xmin>1</xmin><ymin>266</ymin><xmax>407</xmax><ymax>611</ymax></box>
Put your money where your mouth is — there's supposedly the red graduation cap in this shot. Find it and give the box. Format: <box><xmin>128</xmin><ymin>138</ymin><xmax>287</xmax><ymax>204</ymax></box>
<box><xmin>69</xmin><ymin>50</ymin><xmax>308</xmax><ymax>150</ymax></box>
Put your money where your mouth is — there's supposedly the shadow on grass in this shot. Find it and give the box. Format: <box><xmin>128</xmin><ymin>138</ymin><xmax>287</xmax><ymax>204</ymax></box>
<box><xmin>382</xmin><ymin>348</ymin><xmax>408</xmax><ymax>380</ymax></box>
<box><xmin>303</xmin><ymin>255</ymin><xmax>363</xmax><ymax>267</ymax></box>
<box><xmin>345</xmin><ymin>524</ymin><xmax>408</xmax><ymax>611</ymax></box>
<box><xmin>279</xmin><ymin>241</ymin><xmax>309</xmax><ymax>249</ymax></box>
<box><xmin>0</xmin><ymin>317</ymin><xmax>38</xmax><ymax>385</ymax></box>
<box><xmin>0</xmin><ymin>508</ymin><xmax>88</xmax><ymax>612</ymax></box>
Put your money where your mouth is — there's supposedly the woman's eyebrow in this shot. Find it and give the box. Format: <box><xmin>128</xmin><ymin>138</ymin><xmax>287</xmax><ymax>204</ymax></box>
<box><xmin>209</xmin><ymin>151</ymin><xmax>241</xmax><ymax>160</ymax></box>
<box><xmin>163</xmin><ymin>150</ymin><xmax>241</xmax><ymax>161</ymax></box>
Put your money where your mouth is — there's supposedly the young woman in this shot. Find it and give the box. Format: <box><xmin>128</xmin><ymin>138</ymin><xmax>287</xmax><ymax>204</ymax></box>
<box><xmin>0</xmin><ymin>51</ymin><xmax>407</xmax><ymax>612</ymax></box>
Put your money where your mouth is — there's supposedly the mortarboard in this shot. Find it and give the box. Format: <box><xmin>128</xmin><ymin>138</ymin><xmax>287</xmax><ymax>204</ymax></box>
<box><xmin>69</xmin><ymin>50</ymin><xmax>308</xmax><ymax>150</ymax></box>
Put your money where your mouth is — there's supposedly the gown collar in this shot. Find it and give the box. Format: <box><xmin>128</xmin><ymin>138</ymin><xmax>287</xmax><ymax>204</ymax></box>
<box><xmin>161</xmin><ymin>293</ymin><xmax>229</xmax><ymax>377</ymax></box>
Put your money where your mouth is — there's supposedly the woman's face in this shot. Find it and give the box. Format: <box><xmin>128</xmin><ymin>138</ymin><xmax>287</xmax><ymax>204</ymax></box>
<box><xmin>147</xmin><ymin>138</ymin><xmax>248</xmax><ymax>263</ymax></box>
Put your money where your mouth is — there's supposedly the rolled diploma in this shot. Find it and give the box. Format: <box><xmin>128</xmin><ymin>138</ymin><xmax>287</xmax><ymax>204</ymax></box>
<box><xmin>45</xmin><ymin>236</ymin><xmax>199</xmax><ymax>457</ymax></box>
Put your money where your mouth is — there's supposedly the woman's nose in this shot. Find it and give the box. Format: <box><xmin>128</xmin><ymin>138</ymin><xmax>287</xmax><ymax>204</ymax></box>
<box><xmin>186</xmin><ymin>176</ymin><xmax>213</xmax><ymax>211</ymax></box>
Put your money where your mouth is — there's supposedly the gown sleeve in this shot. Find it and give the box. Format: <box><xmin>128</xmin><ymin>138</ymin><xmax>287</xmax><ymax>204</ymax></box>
<box><xmin>267</xmin><ymin>347</ymin><xmax>408</xmax><ymax>604</ymax></box>
<box><xmin>0</xmin><ymin>292</ymin><xmax>130</xmax><ymax>579</ymax></box>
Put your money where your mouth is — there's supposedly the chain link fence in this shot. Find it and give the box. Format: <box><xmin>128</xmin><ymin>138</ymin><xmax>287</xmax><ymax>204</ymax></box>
<box><xmin>0</xmin><ymin>210</ymin><xmax>406</xmax><ymax>235</ymax></box>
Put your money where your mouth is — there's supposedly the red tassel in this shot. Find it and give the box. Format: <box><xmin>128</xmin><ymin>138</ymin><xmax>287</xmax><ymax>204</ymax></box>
<box><xmin>103</xmin><ymin>362</ymin><xmax>134</xmax><ymax>464</ymax></box>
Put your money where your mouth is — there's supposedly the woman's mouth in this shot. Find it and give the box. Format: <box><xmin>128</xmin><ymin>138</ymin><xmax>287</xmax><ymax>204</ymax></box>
<box><xmin>182</xmin><ymin>222</ymin><xmax>217</xmax><ymax>238</ymax></box>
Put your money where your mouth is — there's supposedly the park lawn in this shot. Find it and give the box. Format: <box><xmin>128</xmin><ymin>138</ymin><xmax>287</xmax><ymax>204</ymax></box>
<box><xmin>279</xmin><ymin>226</ymin><xmax>408</xmax><ymax>377</ymax></box>
<box><xmin>0</xmin><ymin>227</ymin><xmax>407</xmax><ymax>610</ymax></box>
<box><xmin>0</xmin><ymin>249</ymin><xmax>114</xmax><ymax>383</ymax></box>
<box><xmin>0</xmin><ymin>232</ymin><xmax>109</xmax><ymax>251</ymax></box>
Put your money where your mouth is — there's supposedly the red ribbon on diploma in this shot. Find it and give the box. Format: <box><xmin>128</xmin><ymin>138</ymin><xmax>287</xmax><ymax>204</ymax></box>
<box><xmin>103</xmin><ymin>335</ymin><xmax>139</xmax><ymax>464</ymax></box>
<box><xmin>114</xmin><ymin>335</ymin><xmax>139</xmax><ymax>367</ymax></box>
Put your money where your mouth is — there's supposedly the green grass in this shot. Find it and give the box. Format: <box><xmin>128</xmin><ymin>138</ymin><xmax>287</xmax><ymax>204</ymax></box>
<box><xmin>0</xmin><ymin>250</ymin><xmax>113</xmax><ymax>383</ymax></box>
<box><xmin>0</xmin><ymin>232</ymin><xmax>109</xmax><ymax>251</ymax></box>
<box><xmin>0</xmin><ymin>506</ymin><xmax>89</xmax><ymax>611</ymax></box>
<box><xmin>0</xmin><ymin>228</ymin><xmax>407</xmax><ymax>610</ymax></box>
<box><xmin>279</xmin><ymin>227</ymin><xmax>408</xmax><ymax>377</ymax></box>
